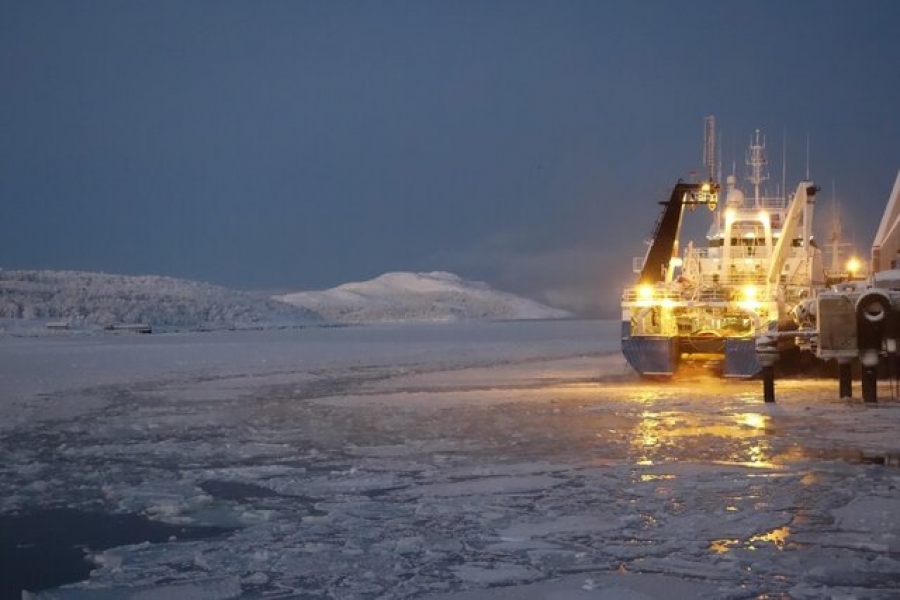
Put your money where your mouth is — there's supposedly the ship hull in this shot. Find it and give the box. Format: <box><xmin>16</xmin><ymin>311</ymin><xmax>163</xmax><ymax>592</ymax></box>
<box><xmin>621</xmin><ymin>323</ymin><xmax>761</xmax><ymax>378</ymax></box>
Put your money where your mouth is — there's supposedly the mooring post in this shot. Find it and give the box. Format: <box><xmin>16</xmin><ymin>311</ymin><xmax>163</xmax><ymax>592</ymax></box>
<box><xmin>861</xmin><ymin>365</ymin><xmax>878</xmax><ymax>403</ymax></box>
<box><xmin>756</xmin><ymin>333</ymin><xmax>778</xmax><ymax>403</ymax></box>
<box><xmin>859</xmin><ymin>350</ymin><xmax>879</xmax><ymax>403</ymax></box>
<box><xmin>762</xmin><ymin>365</ymin><xmax>775</xmax><ymax>403</ymax></box>
<box><xmin>838</xmin><ymin>360</ymin><xmax>853</xmax><ymax>399</ymax></box>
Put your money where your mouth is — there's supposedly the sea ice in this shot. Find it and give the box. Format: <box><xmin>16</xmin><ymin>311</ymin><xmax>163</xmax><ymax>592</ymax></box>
<box><xmin>2</xmin><ymin>320</ymin><xmax>899</xmax><ymax>598</ymax></box>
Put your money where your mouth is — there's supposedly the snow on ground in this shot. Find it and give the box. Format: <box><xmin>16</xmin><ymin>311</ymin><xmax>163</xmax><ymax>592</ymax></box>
<box><xmin>275</xmin><ymin>271</ymin><xmax>572</xmax><ymax>323</ymax></box>
<box><xmin>0</xmin><ymin>269</ymin><xmax>569</xmax><ymax>336</ymax></box>
<box><xmin>2</xmin><ymin>320</ymin><xmax>900</xmax><ymax>599</ymax></box>
<box><xmin>0</xmin><ymin>270</ymin><xmax>321</xmax><ymax>333</ymax></box>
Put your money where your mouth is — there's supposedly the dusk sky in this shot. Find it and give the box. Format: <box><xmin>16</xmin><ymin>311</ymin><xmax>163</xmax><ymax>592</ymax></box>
<box><xmin>2</xmin><ymin>1</ymin><xmax>899</xmax><ymax>316</ymax></box>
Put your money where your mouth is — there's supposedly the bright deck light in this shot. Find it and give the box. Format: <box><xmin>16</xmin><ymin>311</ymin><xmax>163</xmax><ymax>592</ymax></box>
<box><xmin>847</xmin><ymin>257</ymin><xmax>861</xmax><ymax>275</ymax></box>
<box><xmin>738</xmin><ymin>284</ymin><xmax>762</xmax><ymax>312</ymax></box>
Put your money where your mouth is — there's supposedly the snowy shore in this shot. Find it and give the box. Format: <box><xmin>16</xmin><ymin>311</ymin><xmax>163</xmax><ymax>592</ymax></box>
<box><xmin>0</xmin><ymin>270</ymin><xmax>569</xmax><ymax>336</ymax></box>
<box><xmin>2</xmin><ymin>320</ymin><xmax>899</xmax><ymax>598</ymax></box>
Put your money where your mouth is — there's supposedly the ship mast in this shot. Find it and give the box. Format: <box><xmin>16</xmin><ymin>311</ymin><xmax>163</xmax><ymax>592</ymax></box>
<box><xmin>827</xmin><ymin>185</ymin><xmax>852</xmax><ymax>273</ymax></box>
<box><xmin>703</xmin><ymin>115</ymin><xmax>717</xmax><ymax>181</ymax></box>
<box><xmin>746</xmin><ymin>129</ymin><xmax>768</xmax><ymax>208</ymax></box>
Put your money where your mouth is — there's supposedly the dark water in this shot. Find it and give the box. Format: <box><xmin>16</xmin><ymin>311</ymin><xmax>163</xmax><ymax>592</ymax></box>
<box><xmin>199</xmin><ymin>479</ymin><xmax>281</xmax><ymax>500</ymax></box>
<box><xmin>0</xmin><ymin>508</ymin><xmax>231</xmax><ymax>599</ymax></box>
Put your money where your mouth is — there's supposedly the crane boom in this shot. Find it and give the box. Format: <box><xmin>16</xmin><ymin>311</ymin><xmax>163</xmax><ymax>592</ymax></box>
<box><xmin>766</xmin><ymin>181</ymin><xmax>819</xmax><ymax>286</ymax></box>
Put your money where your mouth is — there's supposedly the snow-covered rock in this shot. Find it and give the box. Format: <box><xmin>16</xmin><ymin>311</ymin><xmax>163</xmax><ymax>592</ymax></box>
<box><xmin>0</xmin><ymin>270</ymin><xmax>321</xmax><ymax>332</ymax></box>
<box><xmin>275</xmin><ymin>271</ymin><xmax>571</xmax><ymax>323</ymax></box>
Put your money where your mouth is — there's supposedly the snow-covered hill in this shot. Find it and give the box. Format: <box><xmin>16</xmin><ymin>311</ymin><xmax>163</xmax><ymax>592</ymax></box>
<box><xmin>0</xmin><ymin>269</ymin><xmax>570</xmax><ymax>334</ymax></box>
<box><xmin>276</xmin><ymin>271</ymin><xmax>571</xmax><ymax>323</ymax></box>
<box><xmin>0</xmin><ymin>270</ymin><xmax>321</xmax><ymax>332</ymax></box>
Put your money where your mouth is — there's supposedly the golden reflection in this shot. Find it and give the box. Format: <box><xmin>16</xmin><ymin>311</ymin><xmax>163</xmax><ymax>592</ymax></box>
<box><xmin>709</xmin><ymin>526</ymin><xmax>790</xmax><ymax>555</ymax></box>
<box><xmin>629</xmin><ymin>410</ymin><xmax>777</xmax><ymax>467</ymax></box>
<box><xmin>709</xmin><ymin>539</ymin><xmax>739</xmax><ymax>554</ymax></box>
<box><xmin>749</xmin><ymin>526</ymin><xmax>790</xmax><ymax>550</ymax></box>
<box><xmin>736</xmin><ymin>412</ymin><xmax>768</xmax><ymax>430</ymax></box>
<box><xmin>632</xmin><ymin>411</ymin><xmax>661</xmax><ymax>465</ymax></box>
<box><xmin>745</xmin><ymin>440</ymin><xmax>776</xmax><ymax>468</ymax></box>
<box><xmin>631</xmin><ymin>391</ymin><xmax>669</xmax><ymax>403</ymax></box>
<box><xmin>639</xmin><ymin>474</ymin><xmax>675</xmax><ymax>482</ymax></box>
<box><xmin>639</xmin><ymin>416</ymin><xmax>660</xmax><ymax>447</ymax></box>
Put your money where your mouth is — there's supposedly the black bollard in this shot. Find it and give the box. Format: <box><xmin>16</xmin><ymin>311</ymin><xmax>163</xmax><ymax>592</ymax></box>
<box><xmin>838</xmin><ymin>362</ymin><xmax>852</xmax><ymax>399</ymax></box>
<box><xmin>861</xmin><ymin>365</ymin><xmax>878</xmax><ymax>403</ymax></box>
<box><xmin>762</xmin><ymin>365</ymin><xmax>775</xmax><ymax>403</ymax></box>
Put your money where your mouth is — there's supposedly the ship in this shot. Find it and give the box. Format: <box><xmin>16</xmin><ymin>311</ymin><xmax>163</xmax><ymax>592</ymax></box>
<box><xmin>621</xmin><ymin>120</ymin><xmax>826</xmax><ymax>377</ymax></box>
<box><xmin>759</xmin><ymin>169</ymin><xmax>897</xmax><ymax>402</ymax></box>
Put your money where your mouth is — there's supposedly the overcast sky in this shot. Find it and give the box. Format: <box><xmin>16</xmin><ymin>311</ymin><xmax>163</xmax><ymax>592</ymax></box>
<box><xmin>2</xmin><ymin>1</ymin><xmax>899</xmax><ymax>316</ymax></box>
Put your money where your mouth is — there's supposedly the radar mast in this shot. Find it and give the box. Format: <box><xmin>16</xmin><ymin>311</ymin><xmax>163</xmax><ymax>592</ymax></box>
<box><xmin>746</xmin><ymin>130</ymin><xmax>768</xmax><ymax>208</ymax></box>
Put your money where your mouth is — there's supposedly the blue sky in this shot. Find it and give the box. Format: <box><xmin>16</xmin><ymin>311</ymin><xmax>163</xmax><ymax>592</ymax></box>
<box><xmin>2</xmin><ymin>1</ymin><xmax>899</xmax><ymax>316</ymax></box>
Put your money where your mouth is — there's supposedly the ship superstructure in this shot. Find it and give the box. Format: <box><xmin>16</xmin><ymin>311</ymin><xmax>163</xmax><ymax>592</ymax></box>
<box><xmin>621</xmin><ymin>124</ymin><xmax>824</xmax><ymax>377</ymax></box>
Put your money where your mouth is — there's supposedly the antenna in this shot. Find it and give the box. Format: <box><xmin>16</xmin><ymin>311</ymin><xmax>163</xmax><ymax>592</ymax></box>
<box><xmin>717</xmin><ymin>131</ymin><xmax>723</xmax><ymax>184</ymax></box>
<box><xmin>805</xmin><ymin>133</ymin><xmax>810</xmax><ymax>180</ymax></box>
<box><xmin>782</xmin><ymin>127</ymin><xmax>787</xmax><ymax>200</ymax></box>
<box><xmin>746</xmin><ymin>129</ymin><xmax>768</xmax><ymax>207</ymax></box>
<box><xmin>703</xmin><ymin>115</ymin><xmax>716</xmax><ymax>181</ymax></box>
<box><xmin>827</xmin><ymin>180</ymin><xmax>851</xmax><ymax>272</ymax></box>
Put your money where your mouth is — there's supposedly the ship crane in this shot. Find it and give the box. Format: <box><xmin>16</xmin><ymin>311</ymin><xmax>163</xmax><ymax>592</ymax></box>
<box><xmin>766</xmin><ymin>181</ymin><xmax>819</xmax><ymax>291</ymax></box>
<box><xmin>638</xmin><ymin>180</ymin><xmax>719</xmax><ymax>285</ymax></box>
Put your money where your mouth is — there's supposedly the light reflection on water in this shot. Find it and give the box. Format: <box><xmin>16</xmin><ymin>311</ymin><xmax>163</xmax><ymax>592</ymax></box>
<box><xmin>710</xmin><ymin>526</ymin><xmax>792</xmax><ymax>554</ymax></box>
<box><xmin>736</xmin><ymin>412</ymin><xmax>768</xmax><ymax>430</ymax></box>
<box><xmin>749</xmin><ymin>526</ymin><xmax>790</xmax><ymax>549</ymax></box>
<box><xmin>588</xmin><ymin>378</ymin><xmax>836</xmax><ymax>564</ymax></box>
<box><xmin>638</xmin><ymin>474</ymin><xmax>675</xmax><ymax>482</ymax></box>
<box><xmin>709</xmin><ymin>538</ymin><xmax>739</xmax><ymax>554</ymax></box>
<box><xmin>630</xmin><ymin>410</ymin><xmax>778</xmax><ymax>468</ymax></box>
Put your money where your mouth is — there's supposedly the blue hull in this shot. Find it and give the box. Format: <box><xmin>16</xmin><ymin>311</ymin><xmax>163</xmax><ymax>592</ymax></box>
<box><xmin>621</xmin><ymin>322</ymin><xmax>761</xmax><ymax>378</ymax></box>
<box><xmin>722</xmin><ymin>338</ymin><xmax>761</xmax><ymax>378</ymax></box>
<box><xmin>621</xmin><ymin>335</ymin><xmax>680</xmax><ymax>376</ymax></box>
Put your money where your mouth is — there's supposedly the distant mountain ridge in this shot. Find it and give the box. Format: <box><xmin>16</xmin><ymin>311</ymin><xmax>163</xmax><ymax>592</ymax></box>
<box><xmin>0</xmin><ymin>269</ymin><xmax>321</xmax><ymax>331</ymax></box>
<box><xmin>0</xmin><ymin>269</ymin><xmax>570</xmax><ymax>333</ymax></box>
<box><xmin>276</xmin><ymin>271</ymin><xmax>571</xmax><ymax>323</ymax></box>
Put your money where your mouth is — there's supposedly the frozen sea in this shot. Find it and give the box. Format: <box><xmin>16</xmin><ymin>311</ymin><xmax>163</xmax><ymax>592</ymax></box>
<box><xmin>2</xmin><ymin>320</ymin><xmax>900</xmax><ymax>599</ymax></box>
